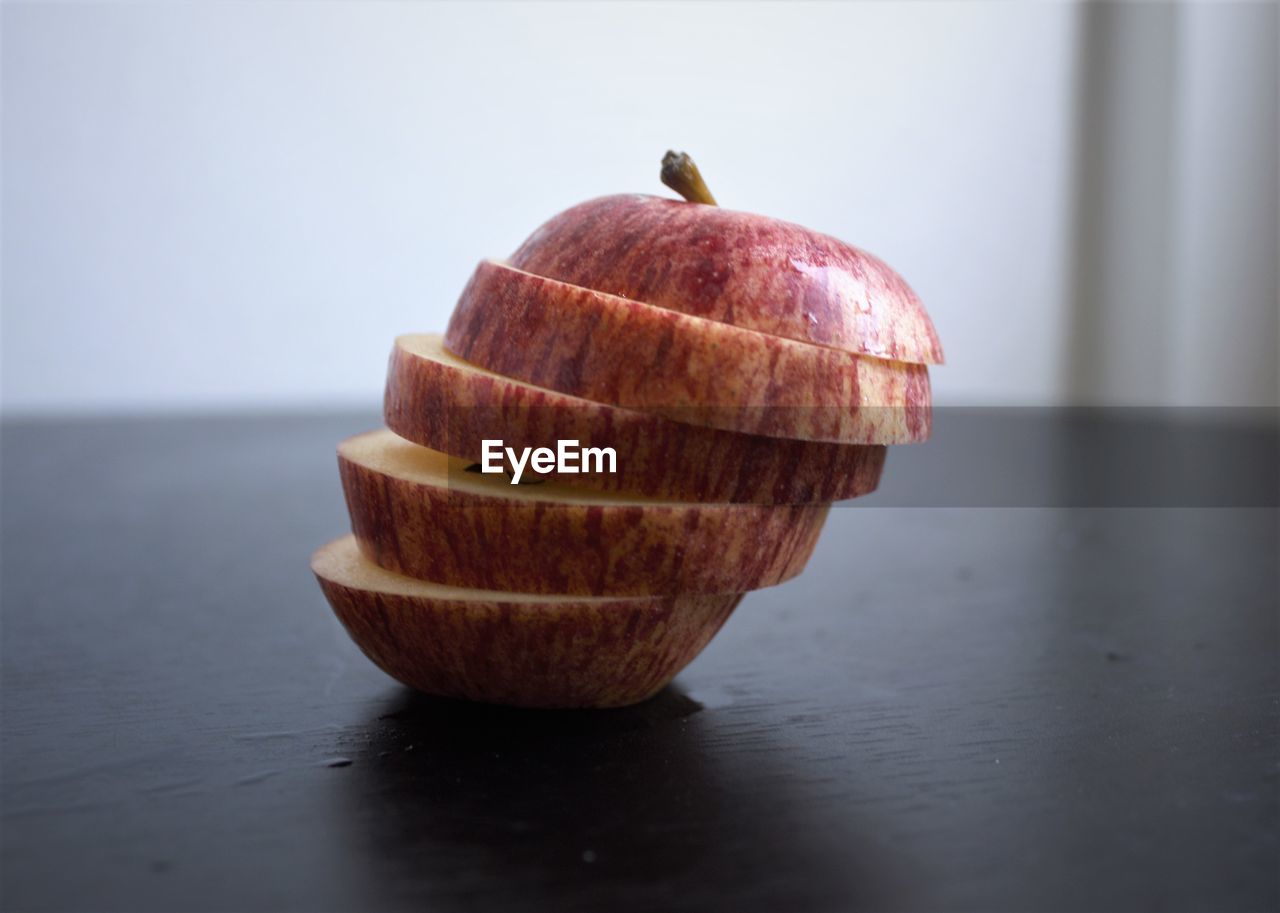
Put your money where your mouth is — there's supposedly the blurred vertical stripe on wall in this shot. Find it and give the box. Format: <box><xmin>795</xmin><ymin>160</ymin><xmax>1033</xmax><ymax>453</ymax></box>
<box><xmin>1066</xmin><ymin>1</ymin><xmax>1278</xmax><ymax>409</ymax></box>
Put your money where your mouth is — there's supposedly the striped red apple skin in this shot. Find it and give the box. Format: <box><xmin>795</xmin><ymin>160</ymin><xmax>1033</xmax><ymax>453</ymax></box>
<box><xmin>510</xmin><ymin>194</ymin><xmax>944</xmax><ymax>364</ymax></box>
<box><xmin>313</xmin><ymin>536</ymin><xmax>742</xmax><ymax>709</ymax></box>
<box><xmin>339</xmin><ymin>430</ymin><xmax>829</xmax><ymax>596</ymax></box>
<box><xmin>444</xmin><ymin>260</ymin><xmax>931</xmax><ymax>444</ymax></box>
<box><xmin>384</xmin><ymin>335</ymin><xmax>890</xmax><ymax>504</ymax></box>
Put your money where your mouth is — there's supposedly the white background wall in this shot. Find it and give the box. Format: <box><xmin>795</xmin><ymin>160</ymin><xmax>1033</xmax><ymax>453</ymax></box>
<box><xmin>3</xmin><ymin>2</ymin><xmax>1275</xmax><ymax>415</ymax></box>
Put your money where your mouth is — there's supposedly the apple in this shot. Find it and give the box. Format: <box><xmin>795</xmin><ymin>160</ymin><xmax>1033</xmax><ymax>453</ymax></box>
<box><xmin>384</xmin><ymin>334</ymin><xmax>890</xmax><ymax>503</ymax></box>
<box><xmin>312</xmin><ymin>153</ymin><xmax>945</xmax><ymax>710</ymax></box>
<box><xmin>509</xmin><ymin>193</ymin><xmax>943</xmax><ymax>364</ymax></box>
<box><xmin>312</xmin><ymin>535</ymin><xmax>743</xmax><ymax>708</ymax></box>
<box><xmin>444</xmin><ymin>260</ymin><xmax>931</xmax><ymax>444</ymax></box>
<box><xmin>339</xmin><ymin>429</ymin><xmax>828</xmax><ymax>596</ymax></box>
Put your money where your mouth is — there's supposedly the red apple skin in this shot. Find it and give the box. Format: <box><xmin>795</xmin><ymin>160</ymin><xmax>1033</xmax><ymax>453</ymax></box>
<box><xmin>444</xmin><ymin>261</ymin><xmax>931</xmax><ymax>444</ymax></box>
<box><xmin>339</xmin><ymin>431</ymin><xmax>829</xmax><ymax>596</ymax></box>
<box><xmin>510</xmin><ymin>194</ymin><xmax>944</xmax><ymax>365</ymax></box>
<box><xmin>313</xmin><ymin>538</ymin><xmax>742</xmax><ymax>708</ymax></box>
<box><xmin>385</xmin><ymin>335</ymin><xmax>890</xmax><ymax>503</ymax></box>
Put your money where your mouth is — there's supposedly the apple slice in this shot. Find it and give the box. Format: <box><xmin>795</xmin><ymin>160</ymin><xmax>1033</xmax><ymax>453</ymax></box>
<box><xmin>385</xmin><ymin>335</ymin><xmax>889</xmax><ymax>503</ymax></box>
<box><xmin>313</xmin><ymin>535</ymin><xmax>742</xmax><ymax>708</ymax></box>
<box><xmin>510</xmin><ymin>193</ymin><xmax>944</xmax><ymax>364</ymax></box>
<box><xmin>444</xmin><ymin>261</ymin><xmax>931</xmax><ymax>443</ymax></box>
<box><xmin>340</xmin><ymin>429</ymin><xmax>828</xmax><ymax>596</ymax></box>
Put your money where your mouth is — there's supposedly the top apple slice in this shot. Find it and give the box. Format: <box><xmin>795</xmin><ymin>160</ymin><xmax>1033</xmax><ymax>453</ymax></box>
<box><xmin>509</xmin><ymin>194</ymin><xmax>944</xmax><ymax>365</ymax></box>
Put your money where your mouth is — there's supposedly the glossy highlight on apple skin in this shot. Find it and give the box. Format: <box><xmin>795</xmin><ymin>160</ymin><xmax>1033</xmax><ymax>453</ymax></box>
<box><xmin>445</xmin><ymin>260</ymin><xmax>932</xmax><ymax>444</ymax></box>
<box><xmin>384</xmin><ymin>335</ymin><xmax>890</xmax><ymax>504</ymax></box>
<box><xmin>511</xmin><ymin>194</ymin><xmax>944</xmax><ymax>364</ymax></box>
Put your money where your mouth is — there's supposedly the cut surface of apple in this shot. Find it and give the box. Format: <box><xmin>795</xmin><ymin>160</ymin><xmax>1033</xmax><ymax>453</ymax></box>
<box><xmin>340</xmin><ymin>429</ymin><xmax>828</xmax><ymax>596</ymax></box>
<box><xmin>444</xmin><ymin>260</ymin><xmax>931</xmax><ymax>443</ymax></box>
<box><xmin>312</xmin><ymin>535</ymin><xmax>741</xmax><ymax>708</ymax></box>
<box><xmin>510</xmin><ymin>194</ymin><xmax>944</xmax><ymax>364</ymax></box>
<box><xmin>385</xmin><ymin>334</ymin><xmax>890</xmax><ymax>502</ymax></box>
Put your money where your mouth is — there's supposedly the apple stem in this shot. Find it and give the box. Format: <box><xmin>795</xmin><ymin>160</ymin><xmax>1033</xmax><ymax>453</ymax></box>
<box><xmin>661</xmin><ymin>151</ymin><xmax>717</xmax><ymax>205</ymax></box>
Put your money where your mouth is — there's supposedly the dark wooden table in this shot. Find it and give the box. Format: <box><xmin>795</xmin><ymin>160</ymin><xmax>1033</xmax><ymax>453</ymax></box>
<box><xmin>2</xmin><ymin>411</ymin><xmax>1276</xmax><ymax>913</ymax></box>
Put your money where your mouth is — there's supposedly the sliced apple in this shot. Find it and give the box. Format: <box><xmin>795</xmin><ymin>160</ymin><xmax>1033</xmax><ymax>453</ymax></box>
<box><xmin>312</xmin><ymin>535</ymin><xmax>742</xmax><ymax>708</ymax></box>
<box><xmin>340</xmin><ymin>429</ymin><xmax>828</xmax><ymax>596</ymax></box>
<box><xmin>510</xmin><ymin>194</ymin><xmax>944</xmax><ymax>364</ymax></box>
<box><xmin>444</xmin><ymin>260</ymin><xmax>931</xmax><ymax>444</ymax></box>
<box><xmin>385</xmin><ymin>334</ymin><xmax>889</xmax><ymax>503</ymax></box>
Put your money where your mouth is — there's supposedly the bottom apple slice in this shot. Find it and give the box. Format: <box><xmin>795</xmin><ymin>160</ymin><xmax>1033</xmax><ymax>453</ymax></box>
<box><xmin>341</xmin><ymin>429</ymin><xmax>828</xmax><ymax>596</ymax></box>
<box><xmin>312</xmin><ymin>535</ymin><xmax>742</xmax><ymax>708</ymax></box>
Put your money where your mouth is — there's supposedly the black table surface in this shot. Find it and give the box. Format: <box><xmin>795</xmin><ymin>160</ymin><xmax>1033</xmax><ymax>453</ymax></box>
<box><xmin>2</xmin><ymin>410</ymin><xmax>1277</xmax><ymax>913</ymax></box>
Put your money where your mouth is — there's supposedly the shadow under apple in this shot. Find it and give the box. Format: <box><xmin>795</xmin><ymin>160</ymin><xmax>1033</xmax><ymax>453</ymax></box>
<box><xmin>329</xmin><ymin>684</ymin><xmax>898</xmax><ymax>913</ymax></box>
